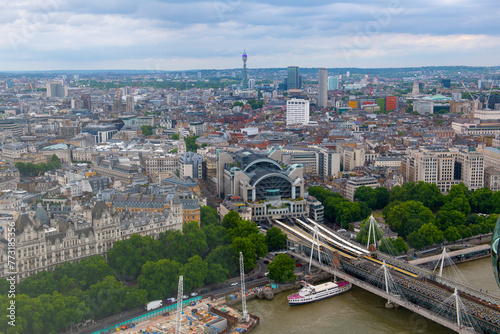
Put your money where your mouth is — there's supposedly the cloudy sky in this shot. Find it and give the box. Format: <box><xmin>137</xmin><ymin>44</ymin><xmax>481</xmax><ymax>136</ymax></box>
<box><xmin>0</xmin><ymin>0</ymin><xmax>498</xmax><ymax>71</ymax></box>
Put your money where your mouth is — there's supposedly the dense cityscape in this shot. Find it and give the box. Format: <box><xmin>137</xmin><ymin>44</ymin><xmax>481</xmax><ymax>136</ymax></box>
<box><xmin>0</xmin><ymin>62</ymin><xmax>498</xmax><ymax>333</ymax></box>
<box><xmin>2</xmin><ymin>0</ymin><xmax>500</xmax><ymax>330</ymax></box>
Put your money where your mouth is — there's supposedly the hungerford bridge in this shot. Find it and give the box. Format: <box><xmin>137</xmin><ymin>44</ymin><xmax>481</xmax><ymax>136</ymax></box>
<box><xmin>274</xmin><ymin>217</ymin><xmax>500</xmax><ymax>334</ymax></box>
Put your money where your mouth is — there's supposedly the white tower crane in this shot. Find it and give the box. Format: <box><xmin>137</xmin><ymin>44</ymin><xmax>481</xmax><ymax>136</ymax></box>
<box><xmin>239</xmin><ymin>252</ymin><xmax>248</xmax><ymax>322</ymax></box>
<box><xmin>176</xmin><ymin>275</ymin><xmax>183</xmax><ymax>334</ymax></box>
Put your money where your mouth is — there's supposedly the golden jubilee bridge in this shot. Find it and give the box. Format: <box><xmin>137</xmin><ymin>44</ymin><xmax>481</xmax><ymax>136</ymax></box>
<box><xmin>274</xmin><ymin>218</ymin><xmax>500</xmax><ymax>334</ymax></box>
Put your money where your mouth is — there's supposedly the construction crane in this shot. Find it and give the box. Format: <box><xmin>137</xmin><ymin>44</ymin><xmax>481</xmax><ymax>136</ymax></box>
<box><xmin>176</xmin><ymin>275</ymin><xmax>183</xmax><ymax>333</ymax></box>
<box><xmin>133</xmin><ymin>78</ymin><xmax>139</xmax><ymax>94</ymax></box>
<box><xmin>485</xmin><ymin>80</ymin><xmax>495</xmax><ymax>110</ymax></box>
<box><xmin>239</xmin><ymin>252</ymin><xmax>248</xmax><ymax>322</ymax></box>
<box><xmin>461</xmin><ymin>81</ymin><xmax>480</xmax><ymax>110</ymax></box>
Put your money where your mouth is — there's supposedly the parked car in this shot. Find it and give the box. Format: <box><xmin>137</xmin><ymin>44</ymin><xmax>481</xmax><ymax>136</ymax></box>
<box><xmin>211</xmin><ymin>286</ymin><xmax>219</xmax><ymax>291</ymax></box>
<box><xmin>190</xmin><ymin>292</ymin><xmax>199</xmax><ymax>297</ymax></box>
<box><xmin>200</xmin><ymin>289</ymin><xmax>208</xmax><ymax>294</ymax></box>
<box><xmin>257</xmin><ymin>275</ymin><xmax>264</xmax><ymax>279</ymax></box>
<box><xmin>231</xmin><ymin>282</ymin><xmax>239</xmax><ymax>286</ymax></box>
<box><xmin>183</xmin><ymin>295</ymin><xmax>189</xmax><ymax>299</ymax></box>
<box><xmin>295</xmin><ymin>263</ymin><xmax>303</xmax><ymax>267</ymax></box>
<box><xmin>263</xmin><ymin>260</ymin><xmax>269</xmax><ymax>264</ymax></box>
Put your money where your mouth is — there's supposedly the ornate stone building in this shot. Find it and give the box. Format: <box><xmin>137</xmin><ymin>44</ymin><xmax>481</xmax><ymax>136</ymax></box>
<box><xmin>0</xmin><ymin>199</ymin><xmax>183</xmax><ymax>283</ymax></box>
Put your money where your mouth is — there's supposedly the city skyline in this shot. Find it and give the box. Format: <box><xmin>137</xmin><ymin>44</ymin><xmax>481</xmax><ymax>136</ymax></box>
<box><xmin>0</xmin><ymin>0</ymin><xmax>498</xmax><ymax>71</ymax></box>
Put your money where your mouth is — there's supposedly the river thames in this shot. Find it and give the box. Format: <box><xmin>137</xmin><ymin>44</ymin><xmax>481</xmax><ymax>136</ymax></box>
<box><xmin>247</xmin><ymin>257</ymin><xmax>497</xmax><ymax>334</ymax></box>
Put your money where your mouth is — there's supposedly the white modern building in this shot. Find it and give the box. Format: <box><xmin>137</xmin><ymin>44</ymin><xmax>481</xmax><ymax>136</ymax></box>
<box><xmin>46</xmin><ymin>81</ymin><xmax>68</xmax><ymax>98</ymax></box>
<box><xmin>286</xmin><ymin>98</ymin><xmax>310</xmax><ymax>126</ymax></box>
<box><xmin>318</xmin><ymin>68</ymin><xmax>328</xmax><ymax>108</ymax></box>
<box><xmin>401</xmin><ymin>146</ymin><xmax>484</xmax><ymax>193</ymax></box>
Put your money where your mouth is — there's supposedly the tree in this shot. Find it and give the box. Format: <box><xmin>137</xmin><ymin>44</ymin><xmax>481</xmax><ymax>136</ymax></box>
<box><xmin>441</xmin><ymin>196</ymin><xmax>471</xmax><ymax>216</ymax></box>
<box><xmin>203</xmin><ymin>224</ymin><xmax>229</xmax><ymax>251</ymax></box>
<box><xmin>85</xmin><ymin>276</ymin><xmax>127</xmax><ymax>319</ymax></box>
<box><xmin>232</xmin><ymin>101</ymin><xmax>244</xmax><ymax>108</ymax></box>
<box><xmin>181</xmin><ymin>256</ymin><xmax>208</xmax><ymax>292</ymax></box>
<box><xmin>354</xmin><ymin>186</ymin><xmax>376</xmax><ymax>209</ymax></box>
<box><xmin>379</xmin><ymin>238</ymin><xmax>399</xmax><ymax>256</ymax></box>
<box><xmin>447</xmin><ymin>183</ymin><xmax>471</xmax><ymax>199</ymax></box>
<box><xmin>73</xmin><ymin>256</ymin><xmax>112</xmax><ymax>289</ymax></box>
<box><xmin>374</xmin><ymin>187</ymin><xmax>389</xmax><ymax>210</ymax></box>
<box><xmin>336</xmin><ymin>201</ymin><xmax>370</xmax><ymax>228</ymax></box>
<box><xmin>140</xmin><ymin>125</ymin><xmax>154</xmax><ymax>136</ymax></box>
<box><xmin>393</xmin><ymin>237</ymin><xmax>409</xmax><ymax>253</ymax></box>
<box><xmin>267</xmin><ymin>254</ymin><xmax>296</xmax><ymax>283</ymax></box>
<box><xmin>171</xmin><ymin>133</ymin><xmax>180</xmax><ymax>140</ymax></box>
<box><xmin>469</xmin><ymin>188</ymin><xmax>492</xmax><ymax>213</ymax></box>
<box><xmin>183</xmin><ymin>221</ymin><xmax>208</xmax><ymax>258</ymax></box>
<box><xmin>206</xmin><ymin>245</ymin><xmax>238</xmax><ymax>276</ymax></box>
<box><xmin>184</xmin><ymin>136</ymin><xmax>200</xmax><ymax>152</ymax></box>
<box><xmin>138</xmin><ymin>259</ymin><xmax>181</xmax><ymax>300</ymax></box>
<box><xmin>265</xmin><ymin>227</ymin><xmax>287</xmax><ymax>251</ymax></box>
<box><xmin>246</xmin><ymin>99</ymin><xmax>264</xmax><ymax>110</ymax></box>
<box><xmin>408</xmin><ymin>223</ymin><xmax>444</xmax><ymax>249</ymax></box>
<box><xmin>434</xmin><ymin>210</ymin><xmax>465</xmax><ymax>230</ymax></box>
<box><xmin>490</xmin><ymin>192</ymin><xmax>500</xmax><ymax>214</ymax></box>
<box><xmin>443</xmin><ymin>226</ymin><xmax>461</xmax><ymax>243</ymax></box>
<box><xmin>222</xmin><ymin>210</ymin><xmax>241</xmax><ymax>230</ymax></box>
<box><xmin>385</xmin><ymin>201</ymin><xmax>434</xmax><ymax>238</ymax></box>
<box><xmin>205</xmin><ymin>263</ymin><xmax>228</xmax><ymax>285</ymax></box>
<box><xmin>231</xmin><ymin>237</ymin><xmax>260</xmax><ymax>271</ymax></box>
<box><xmin>201</xmin><ymin>205</ymin><xmax>219</xmax><ymax>226</ymax></box>
<box><xmin>107</xmin><ymin>234</ymin><xmax>161</xmax><ymax>280</ymax></box>
<box><xmin>159</xmin><ymin>230</ymin><xmax>189</xmax><ymax>263</ymax></box>
<box><xmin>18</xmin><ymin>271</ymin><xmax>58</xmax><ymax>297</ymax></box>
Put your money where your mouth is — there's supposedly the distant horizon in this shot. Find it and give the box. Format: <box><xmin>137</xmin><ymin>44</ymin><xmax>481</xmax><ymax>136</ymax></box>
<box><xmin>0</xmin><ymin>65</ymin><xmax>499</xmax><ymax>75</ymax></box>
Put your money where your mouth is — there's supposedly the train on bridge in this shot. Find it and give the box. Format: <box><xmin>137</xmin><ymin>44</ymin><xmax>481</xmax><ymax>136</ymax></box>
<box><xmin>273</xmin><ymin>217</ymin><xmax>500</xmax><ymax>334</ymax></box>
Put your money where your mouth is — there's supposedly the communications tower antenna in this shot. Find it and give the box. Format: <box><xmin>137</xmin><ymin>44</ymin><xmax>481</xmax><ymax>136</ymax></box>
<box><xmin>239</xmin><ymin>252</ymin><xmax>248</xmax><ymax>322</ymax></box>
<box><xmin>176</xmin><ymin>275</ymin><xmax>183</xmax><ymax>334</ymax></box>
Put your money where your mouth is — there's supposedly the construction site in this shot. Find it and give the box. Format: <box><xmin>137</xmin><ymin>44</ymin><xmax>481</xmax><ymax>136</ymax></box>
<box><xmin>109</xmin><ymin>298</ymin><xmax>259</xmax><ymax>334</ymax></box>
<box><xmin>92</xmin><ymin>253</ymin><xmax>260</xmax><ymax>334</ymax></box>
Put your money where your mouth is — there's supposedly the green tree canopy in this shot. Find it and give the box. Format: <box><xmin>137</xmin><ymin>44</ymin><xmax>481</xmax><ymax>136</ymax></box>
<box><xmin>407</xmin><ymin>223</ymin><xmax>444</xmax><ymax>249</ymax></box>
<box><xmin>385</xmin><ymin>201</ymin><xmax>434</xmax><ymax>238</ymax></box>
<box><xmin>107</xmin><ymin>234</ymin><xmax>161</xmax><ymax>279</ymax></box>
<box><xmin>434</xmin><ymin>210</ymin><xmax>466</xmax><ymax>230</ymax></box>
<box><xmin>267</xmin><ymin>254</ymin><xmax>296</xmax><ymax>283</ymax></box>
<box><xmin>140</xmin><ymin>125</ymin><xmax>154</xmax><ymax>136</ymax></box>
<box><xmin>265</xmin><ymin>227</ymin><xmax>287</xmax><ymax>251</ymax></box>
<box><xmin>138</xmin><ymin>259</ymin><xmax>181</xmax><ymax>300</ymax></box>
<box><xmin>469</xmin><ymin>188</ymin><xmax>492</xmax><ymax>213</ymax></box>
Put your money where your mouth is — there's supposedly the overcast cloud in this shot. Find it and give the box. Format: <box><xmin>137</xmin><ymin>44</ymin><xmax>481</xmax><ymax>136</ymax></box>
<box><xmin>0</xmin><ymin>0</ymin><xmax>498</xmax><ymax>70</ymax></box>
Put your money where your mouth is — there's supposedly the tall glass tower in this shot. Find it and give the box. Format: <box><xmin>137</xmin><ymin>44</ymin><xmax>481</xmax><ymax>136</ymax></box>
<box><xmin>242</xmin><ymin>50</ymin><xmax>248</xmax><ymax>89</ymax></box>
<box><xmin>287</xmin><ymin>66</ymin><xmax>300</xmax><ymax>90</ymax></box>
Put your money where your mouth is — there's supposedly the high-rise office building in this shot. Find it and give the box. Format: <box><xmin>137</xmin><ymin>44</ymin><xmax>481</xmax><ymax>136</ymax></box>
<box><xmin>328</xmin><ymin>76</ymin><xmax>339</xmax><ymax>90</ymax></box>
<box><xmin>286</xmin><ymin>98</ymin><xmax>310</xmax><ymax>126</ymax></box>
<box><xmin>287</xmin><ymin>66</ymin><xmax>300</xmax><ymax>90</ymax></box>
<box><xmin>442</xmin><ymin>78</ymin><xmax>451</xmax><ymax>88</ymax></box>
<box><xmin>318</xmin><ymin>68</ymin><xmax>328</xmax><ymax>108</ymax></box>
<box><xmin>81</xmin><ymin>94</ymin><xmax>91</xmax><ymax>110</ymax></box>
<box><xmin>401</xmin><ymin>146</ymin><xmax>484</xmax><ymax>193</ymax></box>
<box><xmin>47</xmin><ymin>81</ymin><xmax>68</xmax><ymax>97</ymax></box>
<box><xmin>242</xmin><ymin>50</ymin><xmax>248</xmax><ymax>89</ymax></box>
<box><xmin>412</xmin><ymin>81</ymin><xmax>420</xmax><ymax>96</ymax></box>
<box><xmin>126</xmin><ymin>96</ymin><xmax>135</xmax><ymax>113</ymax></box>
<box><xmin>248</xmin><ymin>79</ymin><xmax>255</xmax><ymax>89</ymax></box>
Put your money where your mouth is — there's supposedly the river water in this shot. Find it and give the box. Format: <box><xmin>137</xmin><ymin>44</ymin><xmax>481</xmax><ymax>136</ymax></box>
<box><xmin>246</xmin><ymin>258</ymin><xmax>498</xmax><ymax>334</ymax></box>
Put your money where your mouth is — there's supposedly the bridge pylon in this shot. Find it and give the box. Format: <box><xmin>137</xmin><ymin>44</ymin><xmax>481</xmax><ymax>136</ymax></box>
<box><xmin>308</xmin><ymin>225</ymin><xmax>321</xmax><ymax>272</ymax></box>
